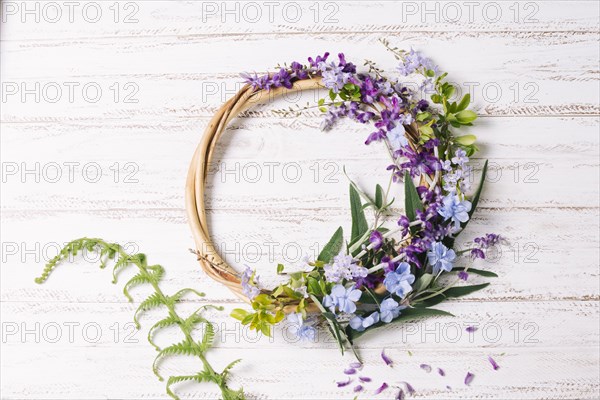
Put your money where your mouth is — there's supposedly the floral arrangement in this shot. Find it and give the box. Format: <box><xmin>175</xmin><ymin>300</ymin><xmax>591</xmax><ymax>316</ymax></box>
<box><xmin>227</xmin><ymin>40</ymin><xmax>501</xmax><ymax>356</ymax></box>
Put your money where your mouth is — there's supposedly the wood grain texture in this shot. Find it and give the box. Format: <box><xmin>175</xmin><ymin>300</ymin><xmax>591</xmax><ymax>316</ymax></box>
<box><xmin>1</xmin><ymin>1</ymin><xmax>599</xmax><ymax>399</ymax></box>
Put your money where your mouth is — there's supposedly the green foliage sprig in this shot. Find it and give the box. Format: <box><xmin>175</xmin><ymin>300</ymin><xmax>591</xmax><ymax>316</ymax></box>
<box><xmin>35</xmin><ymin>237</ymin><xmax>244</xmax><ymax>400</ymax></box>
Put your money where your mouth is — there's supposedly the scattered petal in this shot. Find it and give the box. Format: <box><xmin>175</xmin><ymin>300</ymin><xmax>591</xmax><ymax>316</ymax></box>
<box><xmin>464</xmin><ymin>372</ymin><xmax>474</xmax><ymax>386</ymax></box>
<box><xmin>337</xmin><ymin>378</ymin><xmax>352</xmax><ymax>387</ymax></box>
<box><xmin>465</xmin><ymin>326</ymin><xmax>477</xmax><ymax>333</ymax></box>
<box><xmin>420</xmin><ymin>363</ymin><xmax>432</xmax><ymax>373</ymax></box>
<box><xmin>344</xmin><ymin>368</ymin><xmax>357</xmax><ymax>375</ymax></box>
<box><xmin>400</xmin><ymin>381</ymin><xmax>415</xmax><ymax>395</ymax></box>
<box><xmin>349</xmin><ymin>362</ymin><xmax>363</xmax><ymax>369</ymax></box>
<box><xmin>395</xmin><ymin>389</ymin><xmax>405</xmax><ymax>400</ymax></box>
<box><xmin>488</xmin><ymin>356</ymin><xmax>500</xmax><ymax>370</ymax></box>
<box><xmin>359</xmin><ymin>376</ymin><xmax>372</xmax><ymax>383</ymax></box>
<box><xmin>354</xmin><ymin>385</ymin><xmax>363</xmax><ymax>393</ymax></box>
<box><xmin>437</xmin><ymin>367</ymin><xmax>445</xmax><ymax>376</ymax></box>
<box><xmin>381</xmin><ymin>349</ymin><xmax>394</xmax><ymax>367</ymax></box>
<box><xmin>446</xmin><ymin>385</ymin><xmax>452</xmax><ymax>390</ymax></box>
<box><xmin>407</xmin><ymin>350</ymin><xmax>413</xmax><ymax>356</ymax></box>
<box><xmin>458</xmin><ymin>271</ymin><xmax>469</xmax><ymax>281</ymax></box>
<box><xmin>375</xmin><ymin>382</ymin><xmax>389</xmax><ymax>395</ymax></box>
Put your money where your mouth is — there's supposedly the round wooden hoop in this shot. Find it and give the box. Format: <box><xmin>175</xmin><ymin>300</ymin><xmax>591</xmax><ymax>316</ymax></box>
<box><xmin>185</xmin><ymin>77</ymin><xmax>325</xmax><ymax>304</ymax></box>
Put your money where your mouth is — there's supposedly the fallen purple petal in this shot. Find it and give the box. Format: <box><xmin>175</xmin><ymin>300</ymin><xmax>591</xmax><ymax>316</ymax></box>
<box><xmin>381</xmin><ymin>349</ymin><xmax>394</xmax><ymax>367</ymax></box>
<box><xmin>375</xmin><ymin>382</ymin><xmax>389</xmax><ymax>395</ymax></box>
<box><xmin>349</xmin><ymin>362</ymin><xmax>363</xmax><ymax>369</ymax></box>
<box><xmin>359</xmin><ymin>376</ymin><xmax>372</xmax><ymax>383</ymax></box>
<box><xmin>488</xmin><ymin>356</ymin><xmax>500</xmax><ymax>370</ymax></box>
<box><xmin>420</xmin><ymin>363</ymin><xmax>432</xmax><ymax>373</ymax></box>
<box><xmin>395</xmin><ymin>389</ymin><xmax>405</xmax><ymax>400</ymax></box>
<box><xmin>464</xmin><ymin>372</ymin><xmax>474</xmax><ymax>386</ymax></box>
<box><xmin>458</xmin><ymin>271</ymin><xmax>469</xmax><ymax>281</ymax></box>
<box><xmin>446</xmin><ymin>385</ymin><xmax>452</xmax><ymax>390</ymax></box>
<box><xmin>437</xmin><ymin>367</ymin><xmax>445</xmax><ymax>376</ymax></box>
<box><xmin>336</xmin><ymin>378</ymin><xmax>352</xmax><ymax>387</ymax></box>
<box><xmin>354</xmin><ymin>385</ymin><xmax>363</xmax><ymax>393</ymax></box>
<box><xmin>400</xmin><ymin>381</ymin><xmax>415</xmax><ymax>395</ymax></box>
<box><xmin>465</xmin><ymin>326</ymin><xmax>477</xmax><ymax>333</ymax></box>
<box><xmin>344</xmin><ymin>368</ymin><xmax>357</xmax><ymax>375</ymax></box>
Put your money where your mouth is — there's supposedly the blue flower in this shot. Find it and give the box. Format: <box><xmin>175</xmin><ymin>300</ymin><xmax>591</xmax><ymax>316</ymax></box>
<box><xmin>438</xmin><ymin>193</ymin><xmax>472</xmax><ymax>230</ymax></box>
<box><xmin>369</xmin><ymin>230</ymin><xmax>384</xmax><ymax>250</ymax></box>
<box><xmin>286</xmin><ymin>312</ymin><xmax>316</xmax><ymax>341</ymax></box>
<box><xmin>241</xmin><ymin>266</ymin><xmax>260</xmax><ymax>300</ymax></box>
<box><xmin>323</xmin><ymin>284</ymin><xmax>362</xmax><ymax>314</ymax></box>
<box><xmin>387</xmin><ymin>124</ymin><xmax>408</xmax><ymax>151</ymax></box>
<box><xmin>324</xmin><ymin>252</ymin><xmax>367</xmax><ymax>283</ymax></box>
<box><xmin>383</xmin><ymin>262</ymin><xmax>415</xmax><ymax>299</ymax></box>
<box><xmin>428</xmin><ymin>242</ymin><xmax>456</xmax><ymax>274</ymax></box>
<box><xmin>349</xmin><ymin>312</ymin><xmax>380</xmax><ymax>331</ymax></box>
<box><xmin>379</xmin><ymin>298</ymin><xmax>405</xmax><ymax>323</ymax></box>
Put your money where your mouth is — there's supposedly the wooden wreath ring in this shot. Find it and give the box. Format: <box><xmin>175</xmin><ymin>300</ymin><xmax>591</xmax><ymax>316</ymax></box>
<box><xmin>186</xmin><ymin>77</ymin><xmax>328</xmax><ymax>305</ymax></box>
<box><xmin>186</xmin><ymin>76</ymin><xmax>425</xmax><ymax>308</ymax></box>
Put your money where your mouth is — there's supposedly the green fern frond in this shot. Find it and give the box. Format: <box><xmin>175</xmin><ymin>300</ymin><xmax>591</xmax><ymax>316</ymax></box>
<box><xmin>34</xmin><ymin>237</ymin><xmax>244</xmax><ymax>399</ymax></box>
<box><xmin>199</xmin><ymin>321</ymin><xmax>215</xmax><ymax>352</ymax></box>
<box><xmin>153</xmin><ymin>340</ymin><xmax>202</xmax><ymax>380</ymax></box>
<box><xmin>171</xmin><ymin>288</ymin><xmax>205</xmax><ymax>302</ymax></box>
<box><xmin>147</xmin><ymin>315</ymin><xmax>180</xmax><ymax>351</ymax></box>
<box><xmin>134</xmin><ymin>292</ymin><xmax>165</xmax><ymax>328</ymax></box>
<box><xmin>112</xmin><ymin>255</ymin><xmax>131</xmax><ymax>283</ymax></box>
<box><xmin>221</xmin><ymin>359</ymin><xmax>242</xmax><ymax>378</ymax></box>
<box><xmin>166</xmin><ymin>374</ymin><xmax>203</xmax><ymax>399</ymax></box>
<box><xmin>123</xmin><ymin>272</ymin><xmax>152</xmax><ymax>301</ymax></box>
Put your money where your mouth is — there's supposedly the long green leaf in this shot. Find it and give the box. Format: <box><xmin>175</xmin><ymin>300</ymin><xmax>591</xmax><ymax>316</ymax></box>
<box><xmin>403</xmin><ymin>171</ymin><xmax>423</xmax><ymax>222</ymax></box>
<box><xmin>349</xmin><ymin>185</ymin><xmax>368</xmax><ymax>242</ymax></box>
<box><xmin>415</xmin><ymin>283</ymin><xmax>490</xmax><ymax>308</ymax></box>
<box><xmin>347</xmin><ymin>307</ymin><xmax>453</xmax><ymax>341</ymax></box>
<box><xmin>452</xmin><ymin>267</ymin><xmax>498</xmax><ymax>278</ymax></box>
<box><xmin>318</xmin><ymin>227</ymin><xmax>343</xmax><ymax>263</ymax></box>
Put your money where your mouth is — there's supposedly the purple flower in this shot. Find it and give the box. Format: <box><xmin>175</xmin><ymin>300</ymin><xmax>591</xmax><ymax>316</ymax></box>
<box><xmin>369</xmin><ymin>230</ymin><xmax>384</xmax><ymax>250</ymax></box>
<box><xmin>488</xmin><ymin>356</ymin><xmax>500</xmax><ymax>370</ymax></box>
<box><xmin>365</xmin><ymin>128</ymin><xmax>387</xmax><ymax>145</ymax></box>
<box><xmin>240</xmin><ymin>266</ymin><xmax>260</xmax><ymax>300</ymax></box>
<box><xmin>420</xmin><ymin>364</ymin><xmax>432</xmax><ymax>373</ymax></box>
<box><xmin>354</xmin><ymin>385</ymin><xmax>363</xmax><ymax>393</ymax></box>
<box><xmin>438</xmin><ymin>193</ymin><xmax>472</xmax><ymax>230</ymax></box>
<box><xmin>320</xmin><ymin>62</ymin><xmax>351</xmax><ymax>93</ymax></box>
<box><xmin>308</xmin><ymin>52</ymin><xmax>330</xmax><ymax>68</ymax></box>
<box><xmin>271</xmin><ymin>68</ymin><xmax>293</xmax><ymax>89</ymax></box>
<box><xmin>437</xmin><ymin>367</ymin><xmax>445</xmax><ymax>376</ymax></box>
<box><xmin>383</xmin><ymin>262</ymin><xmax>415</xmax><ymax>298</ymax></box>
<box><xmin>375</xmin><ymin>382</ymin><xmax>389</xmax><ymax>395</ymax></box>
<box><xmin>286</xmin><ymin>312</ymin><xmax>316</xmax><ymax>341</ymax></box>
<box><xmin>464</xmin><ymin>372</ymin><xmax>474</xmax><ymax>386</ymax></box>
<box><xmin>427</xmin><ymin>242</ymin><xmax>456</xmax><ymax>274</ymax></box>
<box><xmin>379</xmin><ymin>298</ymin><xmax>404</xmax><ymax>323</ymax></box>
<box><xmin>397</xmin><ymin>215</ymin><xmax>411</xmax><ymax>236</ymax></box>
<box><xmin>397</xmin><ymin>49</ymin><xmax>439</xmax><ymax>76</ymax></box>
<box><xmin>471</xmin><ymin>248</ymin><xmax>485</xmax><ymax>260</ymax></box>
<box><xmin>474</xmin><ymin>233</ymin><xmax>502</xmax><ymax>249</ymax></box>
<box><xmin>451</xmin><ymin>148</ymin><xmax>469</xmax><ymax>166</ymax></box>
<box><xmin>324</xmin><ymin>252</ymin><xmax>367</xmax><ymax>283</ymax></box>
<box><xmin>359</xmin><ymin>376</ymin><xmax>371</xmax><ymax>383</ymax></box>
<box><xmin>349</xmin><ymin>311</ymin><xmax>379</xmax><ymax>332</ymax></box>
<box><xmin>322</xmin><ymin>284</ymin><xmax>362</xmax><ymax>314</ymax></box>
<box><xmin>381</xmin><ymin>349</ymin><xmax>393</xmax><ymax>367</ymax></box>
<box><xmin>458</xmin><ymin>270</ymin><xmax>469</xmax><ymax>281</ymax></box>
<box><xmin>465</xmin><ymin>326</ymin><xmax>478</xmax><ymax>333</ymax></box>
<box><xmin>344</xmin><ymin>368</ymin><xmax>357</xmax><ymax>375</ymax></box>
<box><xmin>395</xmin><ymin>389</ymin><xmax>405</xmax><ymax>400</ymax></box>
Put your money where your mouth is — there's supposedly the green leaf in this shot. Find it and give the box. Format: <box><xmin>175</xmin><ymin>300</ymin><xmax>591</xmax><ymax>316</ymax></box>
<box><xmin>415</xmin><ymin>283</ymin><xmax>490</xmax><ymax>308</ymax></box>
<box><xmin>455</xmin><ymin>110</ymin><xmax>478</xmax><ymax>124</ymax></box>
<box><xmin>347</xmin><ymin>307</ymin><xmax>453</xmax><ymax>341</ymax></box>
<box><xmin>375</xmin><ymin>184</ymin><xmax>384</xmax><ymax>209</ymax></box>
<box><xmin>403</xmin><ymin>171</ymin><xmax>423</xmax><ymax>222</ymax></box>
<box><xmin>413</xmin><ymin>273</ymin><xmax>434</xmax><ymax>293</ymax></box>
<box><xmin>349</xmin><ymin>185</ymin><xmax>368</xmax><ymax>242</ymax></box>
<box><xmin>457</xmin><ymin>93</ymin><xmax>471</xmax><ymax>111</ymax></box>
<box><xmin>307</xmin><ymin>277</ymin><xmax>323</xmax><ymax>296</ymax></box>
<box><xmin>455</xmin><ymin>135</ymin><xmax>477</xmax><ymax>146</ymax></box>
<box><xmin>318</xmin><ymin>227</ymin><xmax>344</xmax><ymax>263</ymax></box>
<box><xmin>452</xmin><ymin>267</ymin><xmax>498</xmax><ymax>278</ymax></box>
<box><xmin>231</xmin><ymin>308</ymin><xmax>250</xmax><ymax>321</ymax></box>
<box><xmin>276</xmin><ymin>264</ymin><xmax>284</xmax><ymax>274</ymax></box>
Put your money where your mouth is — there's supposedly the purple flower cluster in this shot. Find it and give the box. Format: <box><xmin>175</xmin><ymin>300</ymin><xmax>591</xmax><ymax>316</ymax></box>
<box><xmin>471</xmin><ymin>233</ymin><xmax>502</xmax><ymax>259</ymax></box>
